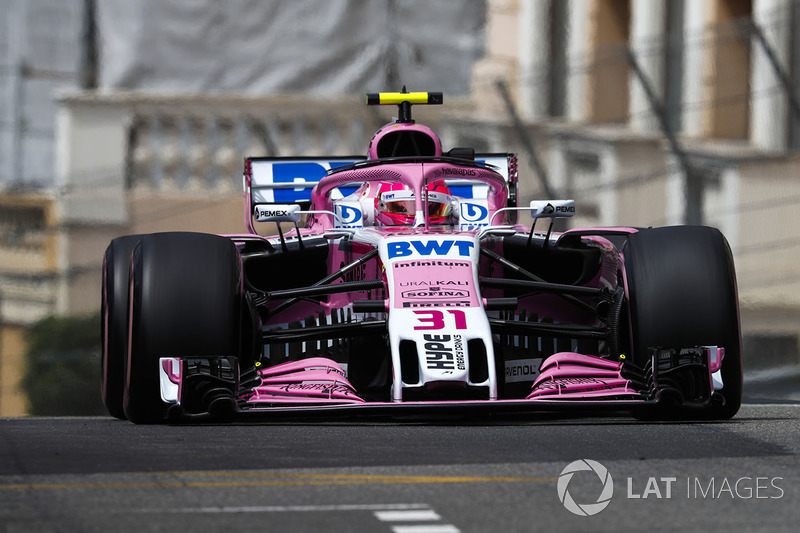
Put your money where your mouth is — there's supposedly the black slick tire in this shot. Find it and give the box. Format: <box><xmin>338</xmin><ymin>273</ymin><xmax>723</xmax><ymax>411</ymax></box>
<box><xmin>624</xmin><ymin>226</ymin><xmax>742</xmax><ymax>419</ymax></box>
<box><xmin>101</xmin><ymin>235</ymin><xmax>145</xmax><ymax>420</ymax></box>
<box><xmin>124</xmin><ymin>232</ymin><xmax>243</xmax><ymax>424</ymax></box>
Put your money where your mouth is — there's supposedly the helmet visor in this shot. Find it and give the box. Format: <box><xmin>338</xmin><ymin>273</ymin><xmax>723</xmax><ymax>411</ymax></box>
<box><xmin>426</xmin><ymin>200</ymin><xmax>452</xmax><ymax>218</ymax></box>
<box><xmin>379</xmin><ymin>189</ymin><xmax>453</xmax><ymax>223</ymax></box>
<box><xmin>383</xmin><ymin>199</ymin><xmax>416</xmax><ymax>216</ymax></box>
<box><xmin>425</xmin><ymin>190</ymin><xmax>453</xmax><ymax>219</ymax></box>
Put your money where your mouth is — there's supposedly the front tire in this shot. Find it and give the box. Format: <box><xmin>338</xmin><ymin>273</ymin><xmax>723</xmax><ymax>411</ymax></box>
<box><xmin>624</xmin><ymin>226</ymin><xmax>742</xmax><ymax>419</ymax></box>
<box><xmin>101</xmin><ymin>235</ymin><xmax>145</xmax><ymax>420</ymax></box>
<box><xmin>124</xmin><ymin>232</ymin><xmax>243</xmax><ymax>423</ymax></box>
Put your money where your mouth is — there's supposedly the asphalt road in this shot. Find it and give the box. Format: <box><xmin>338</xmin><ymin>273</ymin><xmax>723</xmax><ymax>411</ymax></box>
<box><xmin>1</xmin><ymin>401</ymin><xmax>799</xmax><ymax>533</ymax></box>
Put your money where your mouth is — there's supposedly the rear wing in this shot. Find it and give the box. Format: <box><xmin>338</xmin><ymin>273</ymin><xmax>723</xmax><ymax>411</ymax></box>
<box><xmin>243</xmin><ymin>154</ymin><xmax>518</xmax><ymax>232</ymax></box>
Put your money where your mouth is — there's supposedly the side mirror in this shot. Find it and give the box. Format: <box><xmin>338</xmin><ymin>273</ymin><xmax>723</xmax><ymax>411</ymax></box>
<box><xmin>253</xmin><ymin>204</ymin><xmax>302</xmax><ymax>223</ymax></box>
<box><xmin>529</xmin><ymin>200</ymin><xmax>575</xmax><ymax>219</ymax></box>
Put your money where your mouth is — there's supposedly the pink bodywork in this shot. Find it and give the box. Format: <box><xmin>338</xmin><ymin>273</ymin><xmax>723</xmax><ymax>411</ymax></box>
<box><xmin>232</xmin><ymin>159</ymin><xmax>668</xmax><ymax>408</ymax></box>
<box><xmin>245</xmin><ymin>358</ymin><xmax>364</xmax><ymax>405</ymax></box>
<box><xmin>238</xmin><ymin>348</ymin><xmax>725</xmax><ymax>406</ymax></box>
<box><xmin>527</xmin><ymin>352</ymin><xmax>641</xmax><ymax>400</ymax></box>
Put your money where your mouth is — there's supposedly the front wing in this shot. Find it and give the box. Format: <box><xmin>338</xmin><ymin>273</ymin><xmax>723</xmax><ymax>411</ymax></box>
<box><xmin>158</xmin><ymin>347</ymin><xmax>726</xmax><ymax>421</ymax></box>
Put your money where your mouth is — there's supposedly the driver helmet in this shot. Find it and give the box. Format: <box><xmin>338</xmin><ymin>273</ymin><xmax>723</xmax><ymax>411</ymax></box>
<box><xmin>375</xmin><ymin>180</ymin><xmax>455</xmax><ymax>226</ymax></box>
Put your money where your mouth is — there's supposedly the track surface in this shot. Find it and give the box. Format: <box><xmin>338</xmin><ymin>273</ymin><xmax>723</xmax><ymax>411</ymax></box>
<box><xmin>2</xmin><ymin>402</ymin><xmax>799</xmax><ymax>532</ymax></box>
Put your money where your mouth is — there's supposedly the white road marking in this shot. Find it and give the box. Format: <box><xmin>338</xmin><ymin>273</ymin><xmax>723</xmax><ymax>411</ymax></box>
<box><xmin>390</xmin><ymin>526</ymin><xmax>460</xmax><ymax>533</ymax></box>
<box><xmin>375</xmin><ymin>510</ymin><xmax>441</xmax><ymax>522</ymax></box>
<box><xmin>373</xmin><ymin>506</ymin><xmax>459</xmax><ymax>533</ymax></box>
<box><xmin>135</xmin><ymin>500</ymin><xmax>464</xmax><ymax>531</ymax></box>
<box><xmin>140</xmin><ymin>503</ymin><xmax>430</xmax><ymax>513</ymax></box>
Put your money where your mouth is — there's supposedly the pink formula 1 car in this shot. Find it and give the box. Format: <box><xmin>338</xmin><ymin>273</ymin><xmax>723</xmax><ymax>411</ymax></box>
<box><xmin>101</xmin><ymin>92</ymin><xmax>742</xmax><ymax>423</ymax></box>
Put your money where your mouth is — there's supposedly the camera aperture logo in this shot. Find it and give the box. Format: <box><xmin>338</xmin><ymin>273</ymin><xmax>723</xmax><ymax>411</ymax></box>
<box><xmin>557</xmin><ymin>459</ymin><xmax>614</xmax><ymax>516</ymax></box>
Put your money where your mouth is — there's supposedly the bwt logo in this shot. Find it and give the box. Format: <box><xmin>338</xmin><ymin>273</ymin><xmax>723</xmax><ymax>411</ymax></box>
<box><xmin>336</xmin><ymin>204</ymin><xmax>362</xmax><ymax>225</ymax></box>
<box><xmin>387</xmin><ymin>240</ymin><xmax>475</xmax><ymax>259</ymax></box>
<box><xmin>460</xmin><ymin>202</ymin><xmax>488</xmax><ymax>223</ymax></box>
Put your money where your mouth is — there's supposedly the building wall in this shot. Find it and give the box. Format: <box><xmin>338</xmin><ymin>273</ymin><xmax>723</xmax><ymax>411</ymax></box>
<box><xmin>735</xmin><ymin>155</ymin><xmax>800</xmax><ymax>309</ymax></box>
<box><xmin>586</xmin><ymin>0</ymin><xmax>630</xmax><ymax>123</ymax></box>
<box><xmin>470</xmin><ymin>0</ymin><xmax>521</xmax><ymax>118</ymax></box>
<box><xmin>0</xmin><ymin>325</ymin><xmax>29</xmax><ymax>416</ymax></box>
<box><xmin>612</xmin><ymin>140</ymin><xmax>670</xmax><ymax>226</ymax></box>
<box><xmin>0</xmin><ymin>193</ymin><xmax>60</xmax><ymax>324</ymax></box>
<box><xmin>703</xmin><ymin>0</ymin><xmax>752</xmax><ymax>139</ymax></box>
<box><xmin>470</xmin><ymin>0</ymin><xmax>800</xmax><ymax>337</ymax></box>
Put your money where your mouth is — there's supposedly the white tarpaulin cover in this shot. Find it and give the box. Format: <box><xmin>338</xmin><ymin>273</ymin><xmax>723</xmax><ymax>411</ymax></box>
<box><xmin>97</xmin><ymin>0</ymin><xmax>486</xmax><ymax>94</ymax></box>
<box><xmin>0</xmin><ymin>0</ymin><xmax>484</xmax><ymax>186</ymax></box>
